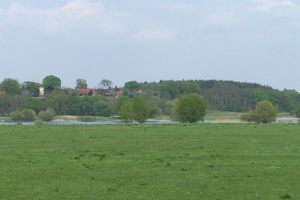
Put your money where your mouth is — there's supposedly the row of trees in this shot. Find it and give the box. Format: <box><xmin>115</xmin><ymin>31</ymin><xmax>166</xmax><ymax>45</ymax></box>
<box><xmin>0</xmin><ymin>76</ymin><xmax>114</xmax><ymax>97</ymax></box>
<box><xmin>0</xmin><ymin>76</ymin><xmax>61</xmax><ymax>96</ymax></box>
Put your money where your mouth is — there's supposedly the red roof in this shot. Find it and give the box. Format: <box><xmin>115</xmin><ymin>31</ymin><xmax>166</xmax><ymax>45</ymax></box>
<box><xmin>79</xmin><ymin>89</ymin><xmax>91</xmax><ymax>95</ymax></box>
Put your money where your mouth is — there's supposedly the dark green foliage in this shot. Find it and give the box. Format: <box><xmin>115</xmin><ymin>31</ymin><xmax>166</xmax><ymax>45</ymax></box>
<box><xmin>75</xmin><ymin>79</ymin><xmax>88</xmax><ymax>89</ymax></box>
<box><xmin>0</xmin><ymin>95</ymin><xmax>26</xmax><ymax>115</ymax></box>
<box><xmin>25</xmin><ymin>97</ymin><xmax>39</xmax><ymax>113</ymax></box>
<box><xmin>99</xmin><ymin>79</ymin><xmax>113</xmax><ymax>90</ymax></box>
<box><xmin>124</xmin><ymin>81</ymin><xmax>140</xmax><ymax>96</ymax></box>
<box><xmin>10</xmin><ymin>109</ymin><xmax>36</xmax><ymax>121</ymax></box>
<box><xmin>42</xmin><ymin>75</ymin><xmax>61</xmax><ymax>94</ymax></box>
<box><xmin>159</xmin><ymin>81</ymin><xmax>180</xmax><ymax>99</ymax></box>
<box><xmin>295</xmin><ymin>103</ymin><xmax>300</xmax><ymax>118</ymax></box>
<box><xmin>138</xmin><ymin>80</ymin><xmax>300</xmax><ymax>112</ymax></box>
<box><xmin>172</xmin><ymin>94</ymin><xmax>207</xmax><ymax>123</ymax></box>
<box><xmin>22</xmin><ymin>81</ymin><xmax>41</xmax><ymax>97</ymax></box>
<box><xmin>38</xmin><ymin>108</ymin><xmax>55</xmax><ymax>122</ymax></box>
<box><xmin>0</xmin><ymin>79</ymin><xmax>20</xmax><ymax>95</ymax></box>
<box><xmin>44</xmin><ymin>95</ymin><xmax>113</xmax><ymax>117</ymax></box>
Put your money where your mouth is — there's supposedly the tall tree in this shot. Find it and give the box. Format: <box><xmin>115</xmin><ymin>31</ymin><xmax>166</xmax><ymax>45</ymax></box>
<box><xmin>22</xmin><ymin>81</ymin><xmax>41</xmax><ymax>97</ymax></box>
<box><xmin>99</xmin><ymin>79</ymin><xmax>113</xmax><ymax>90</ymax></box>
<box><xmin>42</xmin><ymin>75</ymin><xmax>61</xmax><ymax>94</ymax></box>
<box><xmin>132</xmin><ymin>96</ymin><xmax>150</xmax><ymax>123</ymax></box>
<box><xmin>124</xmin><ymin>81</ymin><xmax>140</xmax><ymax>96</ymax></box>
<box><xmin>120</xmin><ymin>99</ymin><xmax>135</xmax><ymax>123</ymax></box>
<box><xmin>254</xmin><ymin>101</ymin><xmax>277</xmax><ymax>123</ymax></box>
<box><xmin>0</xmin><ymin>79</ymin><xmax>20</xmax><ymax>95</ymax></box>
<box><xmin>75</xmin><ymin>79</ymin><xmax>88</xmax><ymax>90</ymax></box>
<box><xmin>172</xmin><ymin>94</ymin><xmax>207</xmax><ymax>123</ymax></box>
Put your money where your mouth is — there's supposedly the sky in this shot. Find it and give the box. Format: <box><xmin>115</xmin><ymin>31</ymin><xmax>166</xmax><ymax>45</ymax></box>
<box><xmin>0</xmin><ymin>0</ymin><xmax>299</xmax><ymax>90</ymax></box>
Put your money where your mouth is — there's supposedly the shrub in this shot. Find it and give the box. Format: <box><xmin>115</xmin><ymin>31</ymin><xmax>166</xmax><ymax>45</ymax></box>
<box><xmin>10</xmin><ymin>111</ymin><xmax>24</xmax><ymax>121</ymax></box>
<box><xmin>240</xmin><ymin>111</ymin><xmax>256</xmax><ymax>122</ymax></box>
<box><xmin>35</xmin><ymin>119</ymin><xmax>46</xmax><ymax>126</ymax></box>
<box><xmin>10</xmin><ymin>109</ymin><xmax>36</xmax><ymax>121</ymax></box>
<box><xmin>172</xmin><ymin>94</ymin><xmax>207</xmax><ymax>123</ymax></box>
<box><xmin>38</xmin><ymin>108</ymin><xmax>55</xmax><ymax>122</ymax></box>
<box><xmin>119</xmin><ymin>100</ymin><xmax>134</xmax><ymax>123</ymax></box>
<box><xmin>119</xmin><ymin>97</ymin><xmax>151</xmax><ymax>124</ymax></box>
<box><xmin>242</xmin><ymin>101</ymin><xmax>277</xmax><ymax>123</ymax></box>
<box><xmin>22</xmin><ymin>109</ymin><xmax>37</xmax><ymax>121</ymax></box>
<box><xmin>255</xmin><ymin>101</ymin><xmax>277</xmax><ymax>123</ymax></box>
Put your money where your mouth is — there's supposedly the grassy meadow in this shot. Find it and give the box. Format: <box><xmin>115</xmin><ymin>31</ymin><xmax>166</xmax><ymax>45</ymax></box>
<box><xmin>1</xmin><ymin>124</ymin><xmax>300</xmax><ymax>199</ymax></box>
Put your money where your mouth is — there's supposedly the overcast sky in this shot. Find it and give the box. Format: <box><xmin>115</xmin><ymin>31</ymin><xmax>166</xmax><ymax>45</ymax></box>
<box><xmin>0</xmin><ymin>0</ymin><xmax>299</xmax><ymax>90</ymax></box>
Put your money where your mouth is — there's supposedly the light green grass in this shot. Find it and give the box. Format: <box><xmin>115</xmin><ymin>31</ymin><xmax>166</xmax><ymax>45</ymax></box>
<box><xmin>0</xmin><ymin>124</ymin><xmax>300</xmax><ymax>199</ymax></box>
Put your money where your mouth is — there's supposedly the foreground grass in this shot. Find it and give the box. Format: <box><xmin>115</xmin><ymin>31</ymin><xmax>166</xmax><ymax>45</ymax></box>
<box><xmin>0</xmin><ymin>124</ymin><xmax>300</xmax><ymax>200</ymax></box>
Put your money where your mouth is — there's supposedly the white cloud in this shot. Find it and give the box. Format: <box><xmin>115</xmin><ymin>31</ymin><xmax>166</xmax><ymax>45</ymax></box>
<box><xmin>133</xmin><ymin>29</ymin><xmax>176</xmax><ymax>42</ymax></box>
<box><xmin>256</xmin><ymin>0</ymin><xmax>295</xmax><ymax>11</ymax></box>
<box><xmin>0</xmin><ymin>0</ymin><xmax>124</xmax><ymax>36</ymax></box>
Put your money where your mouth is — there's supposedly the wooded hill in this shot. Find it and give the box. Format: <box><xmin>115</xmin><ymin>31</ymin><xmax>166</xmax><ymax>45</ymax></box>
<box><xmin>137</xmin><ymin>80</ymin><xmax>300</xmax><ymax>112</ymax></box>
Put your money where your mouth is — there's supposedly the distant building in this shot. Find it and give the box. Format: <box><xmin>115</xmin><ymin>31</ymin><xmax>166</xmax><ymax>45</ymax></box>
<box><xmin>79</xmin><ymin>89</ymin><xmax>93</xmax><ymax>96</ymax></box>
<box><xmin>108</xmin><ymin>90</ymin><xmax>123</xmax><ymax>97</ymax></box>
<box><xmin>39</xmin><ymin>87</ymin><xmax>44</xmax><ymax>96</ymax></box>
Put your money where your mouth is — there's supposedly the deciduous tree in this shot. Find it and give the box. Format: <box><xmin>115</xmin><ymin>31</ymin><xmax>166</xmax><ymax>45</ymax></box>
<box><xmin>42</xmin><ymin>75</ymin><xmax>61</xmax><ymax>94</ymax></box>
<box><xmin>0</xmin><ymin>79</ymin><xmax>20</xmax><ymax>95</ymax></box>
<box><xmin>172</xmin><ymin>94</ymin><xmax>207</xmax><ymax>123</ymax></box>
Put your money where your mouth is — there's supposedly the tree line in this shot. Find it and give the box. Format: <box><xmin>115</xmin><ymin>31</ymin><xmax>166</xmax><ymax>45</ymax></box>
<box><xmin>1</xmin><ymin>76</ymin><xmax>300</xmax><ymax>123</ymax></box>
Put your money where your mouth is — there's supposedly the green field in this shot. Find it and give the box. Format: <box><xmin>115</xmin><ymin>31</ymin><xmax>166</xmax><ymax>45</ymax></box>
<box><xmin>1</xmin><ymin>125</ymin><xmax>300</xmax><ymax>200</ymax></box>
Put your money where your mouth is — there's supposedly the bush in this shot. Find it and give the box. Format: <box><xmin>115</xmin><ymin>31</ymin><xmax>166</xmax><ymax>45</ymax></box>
<box><xmin>120</xmin><ymin>100</ymin><xmax>134</xmax><ymax>123</ymax></box>
<box><xmin>38</xmin><ymin>108</ymin><xmax>55</xmax><ymax>122</ymax></box>
<box><xmin>242</xmin><ymin>101</ymin><xmax>277</xmax><ymax>123</ymax></box>
<box><xmin>10</xmin><ymin>109</ymin><xmax>36</xmax><ymax>121</ymax></box>
<box><xmin>172</xmin><ymin>94</ymin><xmax>207</xmax><ymax>123</ymax></box>
<box><xmin>132</xmin><ymin>96</ymin><xmax>150</xmax><ymax>123</ymax></box>
<box><xmin>119</xmin><ymin>96</ymin><xmax>151</xmax><ymax>124</ymax></box>
<box><xmin>35</xmin><ymin>119</ymin><xmax>46</xmax><ymax>126</ymax></box>
<box><xmin>10</xmin><ymin>111</ymin><xmax>24</xmax><ymax>121</ymax></box>
<box><xmin>22</xmin><ymin>109</ymin><xmax>37</xmax><ymax>121</ymax></box>
<box><xmin>240</xmin><ymin>111</ymin><xmax>256</xmax><ymax>122</ymax></box>
<box><xmin>255</xmin><ymin>101</ymin><xmax>277</xmax><ymax>123</ymax></box>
